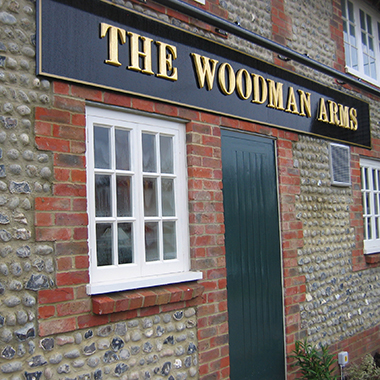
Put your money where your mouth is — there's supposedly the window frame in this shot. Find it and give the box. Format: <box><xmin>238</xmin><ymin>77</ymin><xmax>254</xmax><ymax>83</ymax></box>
<box><xmin>341</xmin><ymin>0</ymin><xmax>380</xmax><ymax>87</ymax></box>
<box><xmin>361</xmin><ymin>157</ymin><xmax>380</xmax><ymax>255</ymax></box>
<box><xmin>86</xmin><ymin>105</ymin><xmax>201</xmax><ymax>295</ymax></box>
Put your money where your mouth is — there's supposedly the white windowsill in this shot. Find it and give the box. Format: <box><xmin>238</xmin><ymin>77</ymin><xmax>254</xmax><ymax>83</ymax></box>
<box><xmin>86</xmin><ymin>271</ymin><xmax>203</xmax><ymax>295</ymax></box>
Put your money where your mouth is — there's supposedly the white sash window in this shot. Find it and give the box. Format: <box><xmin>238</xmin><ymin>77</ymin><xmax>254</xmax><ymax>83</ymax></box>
<box><xmin>86</xmin><ymin>106</ymin><xmax>201</xmax><ymax>294</ymax></box>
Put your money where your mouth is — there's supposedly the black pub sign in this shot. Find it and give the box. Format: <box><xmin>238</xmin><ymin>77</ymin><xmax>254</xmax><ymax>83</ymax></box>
<box><xmin>37</xmin><ymin>0</ymin><xmax>371</xmax><ymax>148</ymax></box>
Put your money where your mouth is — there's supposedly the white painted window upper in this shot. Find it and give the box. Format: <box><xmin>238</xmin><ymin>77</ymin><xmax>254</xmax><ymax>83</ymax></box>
<box><xmin>361</xmin><ymin>158</ymin><xmax>380</xmax><ymax>254</ymax></box>
<box><xmin>341</xmin><ymin>0</ymin><xmax>380</xmax><ymax>86</ymax></box>
<box><xmin>86</xmin><ymin>106</ymin><xmax>201</xmax><ymax>295</ymax></box>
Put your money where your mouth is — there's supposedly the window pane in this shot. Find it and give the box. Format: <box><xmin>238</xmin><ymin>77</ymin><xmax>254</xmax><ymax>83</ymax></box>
<box><xmin>348</xmin><ymin>1</ymin><xmax>354</xmax><ymax>22</ymax></box>
<box><xmin>160</xmin><ymin>135</ymin><xmax>174</xmax><ymax>173</ymax></box>
<box><xmin>115</xmin><ymin>129</ymin><xmax>130</xmax><ymax>171</ymax></box>
<box><xmin>360</xmin><ymin>10</ymin><xmax>365</xmax><ymax>30</ymax></box>
<box><xmin>95</xmin><ymin>175</ymin><xmax>111</xmax><ymax>217</ymax></box>
<box><xmin>163</xmin><ymin>221</ymin><xmax>177</xmax><ymax>260</ymax></box>
<box><xmin>118</xmin><ymin>223</ymin><xmax>133</xmax><ymax>264</ymax></box>
<box><xmin>117</xmin><ymin>176</ymin><xmax>132</xmax><ymax>217</ymax></box>
<box><xmin>143</xmin><ymin>178</ymin><xmax>157</xmax><ymax>216</ymax></box>
<box><xmin>94</xmin><ymin>126</ymin><xmax>110</xmax><ymax>169</ymax></box>
<box><xmin>162</xmin><ymin>178</ymin><xmax>175</xmax><ymax>216</ymax></box>
<box><xmin>96</xmin><ymin>223</ymin><xmax>113</xmax><ymax>266</ymax></box>
<box><xmin>145</xmin><ymin>222</ymin><xmax>159</xmax><ymax>262</ymax></box>
<box><xmin>341</xmin><ymin>0</ymin><xmax>347</xmax><ymax>19</ymax></box>
<box><xmin>366</xmin><ymin>192</ymin><xmax>371</xmax><ymax>214</ymax></box>
<box><xmin>142</xmin><ymin>133</ymin><xmax>156</xmax><ymax>172</ymax></box>
<box><xmin>367</xmin><ymin>14</ymin><xmax>372</xmax><ymax>35</ymax></box>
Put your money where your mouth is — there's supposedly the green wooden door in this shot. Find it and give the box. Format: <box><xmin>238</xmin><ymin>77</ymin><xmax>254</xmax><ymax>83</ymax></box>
<box><xmin>221</xmin><ymin>129</ymin><xmax>285</xmax><ymax>380</ymax></box>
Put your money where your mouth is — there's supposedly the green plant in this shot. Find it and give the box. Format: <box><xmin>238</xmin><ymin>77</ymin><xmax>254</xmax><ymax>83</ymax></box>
<box><xmin>290</xmin><ymin>339</ymin><xmax>337</xmax><ymax>380</ymax></box>
<box><xmin>346</xmin><ymin>354</ymin><xmax>380</xmax><ymax>380</ymax></box>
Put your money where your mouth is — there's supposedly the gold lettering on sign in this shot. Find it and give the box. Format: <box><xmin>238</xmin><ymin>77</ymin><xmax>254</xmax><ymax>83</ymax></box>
<box><xmin>236</xmin><ymin>69</ymin><xmax>252</xmax><ymax>100</ymax></box>
<box><xmin>156</xmin><ymin>41</ymin><xmax>178</xmax><ymax>81</ymax></box>
<box><xmin>267</xmin><ymin>79</ymin><xmax>284</xmax><ymax>110</ymax></box>
<box><xmin>328</xmin><ymin>100</ymin><xmax>340</xmax><ymax>125</ymax></box>
<box><xmin>317</xmin><ymin>98</ymin><xmax>329</xmax><ymax>123</ymax></box>
<box><xmin>252</xmin><ymin>74</ymin><xmax>267</xmax><ymax>104</ymax></box>
<box><xmin>100</xmin><ymin>23</ymin><xmax>126</xmax><ymax>67</ymax></box>
<box><xmin>191</xmin><ymin>53</ymin><xmax>219</xmax><ymax>90</ymax></box>
<box><xmin>318</xmin><ymin>98</ymin><xmax>358</xmax><ymax>130</ymax></box>
<box><xmin>349</xmin><ymin>108</ymin><xmax>358</xmax><ymax>130</ymax></box>
<box><xmin>285</xmin><ymin>86</ymin><xmax>299</xmax><ymax>114</ymax></box>
<box><xmin>127</xmin><ymin>32</ymin><xmax>154</xmax><ymax>75</ymax></box>
<box><xmin>218</xmin><ymin>63</ymin><xmax>235</xmax><ymax>95</ymax></box>
<box><xmin>298</xmin><ymin>90</ymin><xmax>311</xmax><ymax>118</ymax></box>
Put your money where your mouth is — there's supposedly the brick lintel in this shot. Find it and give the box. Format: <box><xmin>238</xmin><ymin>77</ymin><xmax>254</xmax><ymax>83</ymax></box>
<box><xmin>92</xmin><ymin>282</ymin><xmax>204</xmax><ymax>315</ymax></box>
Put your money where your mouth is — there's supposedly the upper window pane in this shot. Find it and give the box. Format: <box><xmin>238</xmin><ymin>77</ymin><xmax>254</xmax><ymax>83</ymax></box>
<box><xmin>94</xmin><ymin>126</ymin><xmax>110</xmax><ymax>169</ymax></box>
<box><xmin>115</xmin><ymin>129</ymin><xmax>130</xmax><ymax>171</ymax></box>
<box><xmin>142</xmin><ymin>133</ymin><xmax>156</xmax><ymax>172</ymax></box>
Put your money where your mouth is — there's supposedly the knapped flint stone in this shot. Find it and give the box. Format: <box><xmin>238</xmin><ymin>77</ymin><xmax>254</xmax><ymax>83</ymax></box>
<box><xmin>161</xmin><ymin>362</ymin><xmax>172</xmax><ymax>376</ymax></box>
<box><xmin>16</xmin><ymin>245</ymin><xmax>30</xmax><ymax>258</ymax></box>
<box><xmin>154</xmin><ymin>367</ymin><xmax>160</xmax><ymax>375</ymax></box>
<box><xmin>0</xmin><ymin>165</ymin><xmax>5</xmax><ymax>178</ymax></box>
<box><xmin>9</xmin><ymin>181</ymin><xmax>31</xmax><ymax>194</ymax></box>
<box><xmin>22</xmin><ymin>294</ymin><xmax>36</xmax><ymax>307</ymax></box>
<box><xmin>2</xmin><ymin>345</ymin><xmax>15</xmax><ymax>359</ymax></box>
<box><xmin>184</xmin><ymin>356</ymin><xmax>191</xmax><ymax>368</ymax></box>
<box><xmin>1</xmin><ymin>361</ymin><xmax>22</xmax><ymax>373</ymax></box>
<box><xmin>16</xmin><ymin>311</ymin><xmax>27</xmax><ymax>324</ymax></box>
<box><xmin>115</xmin><ymin>323</ymin><xmax>127</xmax><ymax>335</ymax></box>
<box><xmin>78</xmin><ymin>374</ymin><xmax>91</xmax><ymax>380</ymax></box>
<box><xmin>115</xmin><ymin>363</ymin><xmax>129</xmax><ymax>375</ymax></box>
<box><xmin>73</xmin><ymin>359</ymin><xmax>85</xmax><ymax>368</ymax></box>
<box><xmin>0</xmin><ymin>229</ymin><xmax>12</xmax><ymax>241</ymax></box>
<box><xmin>15</xmin><ymin>228</ymin><xmax>31</xmax><ymax>240</ymax></box>
<box><xmin>10</xmin><ymin>164</ymin><xmax>22</xmax><ymax>174</ymax></box>
<box><xmin>97</xmin><ymin>339</ymin><xmax>109</xmax><ymax>350</ymax></box>
<box><xmin>0</xmin><ymin>282</ymin><xmax>4</xmax><ymax>294</ymax></box>
<box><xmin>1</xmin><ymin>328</ymin><xmax>13</xmax><ymax>343</ymax></box>
<box><xmin>11</xmin><ymin>262</ymin><xmax>22</xmax><ymax>276</ymax></box>
<box><xmin>15</xmin><ymin>323</ymin><xmax>35</xmax><ymax>341</ymax></box>
<box><xmin>4</xmin><ymin>296</ymin><xmax>21</xmax><ymax>307</ymax></box>
<box><xmin>94</xmin><ymin>369</ymin><xmax>102</xmax><ymax>380</ymax></box>
<box><xmin>103</xmin><ymin>350</ymin><xmax>118</xmax><ymax>364</ymax></box>
<box><xmin>0</xmin><ymin>11</ymin><xmax>17</xmax><ymax>24</ymax></box>
<box><xmin>28</xmin><ymin>341</ymin><xmax>36</xmax><ymax>355</ymax></box>
<box><xmin>119</xmin><ymin>349</ymin><xmax>130</xmax><ymax>360</ymax></box>
<box><xmin>8</xmin><ymin>197</ymin><xmax>20</xmax><ymax>209</ymax></box>
<box><xmin>164</xmin><ymin>335</ymin><xmax>174</xmax><ymax>345</ymax></box>
<box><xmin>143</xmin><ymin>342</ymin><xmax>153</xmax><ymax>353</ymax></box>
<box><xmin>139</xmin><ymin>358</ymin><xmax>145</xmax><ymax>365</ymax></box>
<box><xmin>64</xmin><ymin>349</ymin><xmax>80</xmax><ymax>359</ymax></box>
<box><xmin>144</xmin><ymin>370</ymin><xmax>151</xmax><ymax>379</ymax></box>
<box><xmin>24</xmin><ymin>372</ymin><xmax>42</xmax><ymax>380</ymax></box>
<box><xmin>111</xmin><ymin>337</ymin><xmax>124</xmax><ymax>351</ymax></box>
<box><xmin>168</xmin><ymin>376</ymin><xmax>175</xmax><ymax>380</ymax></box>
<box><xmin>173</xmin><ymin>310</ymin><xmax>184</xmax><ymax>321</ymax></box>
<box><xmin>156</xmin><ymin>325</ymin><xmax>164</xmax><ymax>336</ymax></box>
<box><xmin>57</xmin><ymin>364</ymin><xmax>70</xmax><ymax>374</ymax></box>
<box><xmin>131</xmin><ymin>346</ymin><xmax>140</xmax><ymax>355</ymax></box>
<box><xmin>17</xmin><ymin>343</ymin><xmax>26</xmax><ymax>357</ymax></box>
<box><xmin>35</xmin><ymin>245</ymin><xmax>53</xmax><ymax>256</ymax></box>
<box><xmin>0</xmin><ymin>56</ymin><xmax>5</xmax><ymax>67</ymax></box>
<box><xmin>0</xmin><ymin>315</ymin><xmax>4</xmax><ymax>326</ymax></box>
<box><xmin>9</xmin><ymin>280</ymin><xmax>23</xmax><ymax>291</ymax></box>
<box><xmin>40</xmin><ymin>338</ymin><xmax>54</xmax><ymax>351</ymax></box>
<box><xmin>175</xmin><ymin>346</ymin><xmax>185</xmax><ymax>356</ymax></box>
<box><xmin>25</xmin><ymin>274</ymin><xmax>50</xmax><ymax>291</ymax></box>
<box><xmin>49</xmin><ymin>353</ymin><xmax>62</xmax><ymax>364</ymax></box>
<box><xmin>83</xmin><ymin>342</ymin><xmax>96</xmax><ymax>355</ymax></box>
<box><xmin>87</xmin><ymin>356</ymin><xmax>100</xmax><ymax>368</ymax></box>
<box><xmin>75</xmin><ymin>332</ymin><xmax>82</xmax><ymax>345</ymax></box>
<box><xmin>0</xmin><ymin>213</ymin><xmax>9</xmax><ymax>224</ymax></box>
<box><xmin>32</xmin><ymin>259</ymin><xmax>44</xmax><ymax>271</ymax></box>
<box><xmin>28</xmin><ymin>355</ymin><xmax>47</xmax><ymax>368</ymax></box>
<box><xmin>187</xmin><ymin>342</ymin><xmax>197</xmax><ymax>354</ymax></box>
<box><xmin>97</xmin><ymin>325</ymin><xmax>112</xmax><ymax>337</ymax></box>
